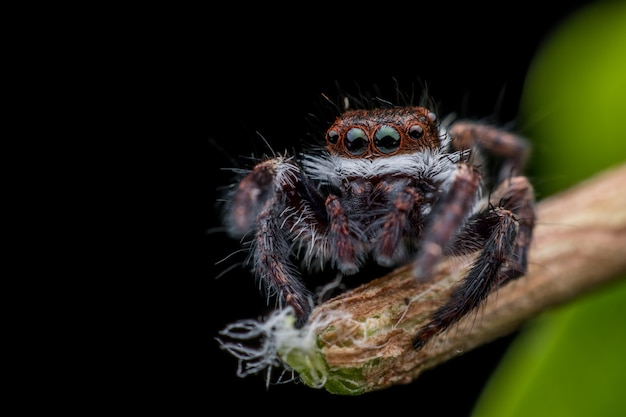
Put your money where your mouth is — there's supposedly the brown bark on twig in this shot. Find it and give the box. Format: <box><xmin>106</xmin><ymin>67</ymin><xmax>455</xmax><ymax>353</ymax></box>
<box><xmin>307</xmin><ymin>163</ymin><xmax>626</xmax><ymax>393</ymax></box>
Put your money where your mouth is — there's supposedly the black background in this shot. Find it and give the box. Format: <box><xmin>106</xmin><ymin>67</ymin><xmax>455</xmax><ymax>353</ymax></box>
<box><xmin>181</xmin><ymin>2</ymin><xmax>594</xmax><ymax>415</ymax></box>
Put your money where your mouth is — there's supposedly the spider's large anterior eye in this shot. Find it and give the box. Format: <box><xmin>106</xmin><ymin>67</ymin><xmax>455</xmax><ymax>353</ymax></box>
<box><xmin>345</xmin><ymin>127</ymin><xmax>368</xmax><ymax>155</ymax></box>
<box><xmin>326</xmin><ymin>129</ymin><xmax>340</xmax><ymax>145</ymax></box>
<box><xmin>409</xmin><ymin>125</ymin><xmax>424</xmax><ymax>140</ymax></box>
<box><xmin>374</xmin><ymin>125</ymin><xmax>400</xmax><ymax>154</ymax></box>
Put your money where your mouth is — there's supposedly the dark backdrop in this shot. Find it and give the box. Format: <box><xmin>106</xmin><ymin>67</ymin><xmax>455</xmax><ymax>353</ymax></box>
<box><xmin>181</xmin><ymin>3</ymin><xmax>593</xmax><ymax>415</ymax></box>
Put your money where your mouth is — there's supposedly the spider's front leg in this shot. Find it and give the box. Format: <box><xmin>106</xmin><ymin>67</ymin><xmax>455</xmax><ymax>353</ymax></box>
<box><xmin>412</xmin><ymin>175</ymin><xmax>536</xmax><ymax>349</ymax></box>
<box><xmin>225</xmin><ymin>156</ymin><xmax>362</xmax><ymax>325</ymax></box>
<box><xmin>225</xmin><ymin>157</ymin><xmax>321</xmax><ymax>322</ymax></box>
<box><xmin>409</xmin><ymin>121</ymin><xmax>536</xmax><ymax>349</ymax></box>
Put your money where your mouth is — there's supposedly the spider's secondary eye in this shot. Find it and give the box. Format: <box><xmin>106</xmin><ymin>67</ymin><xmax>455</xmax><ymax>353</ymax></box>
<box><xmin>409</xmin><ymin>125</ymin><xmax>424</xmax><ymax>140</ymax></box>
<box><xmin>327</xmin><ymin>129</ymin><xmax>340</xmax><ymax>145</ymax></box>
<box><xmin>374</xmin><ymin>125</ymin><xmax>400</xmax><ymax>154</ymax></box>
<box><xmin>345</xmin><ymin>127</ymin><xmax>368</xmax><ymax>155</ymax></box>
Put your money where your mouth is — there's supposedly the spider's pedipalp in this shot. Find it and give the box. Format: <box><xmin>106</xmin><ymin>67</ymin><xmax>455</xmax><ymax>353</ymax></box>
<box><xmin>373</xmin><ymin>187</ymin><xmax>422</xmax><ymax>266</ymax></box>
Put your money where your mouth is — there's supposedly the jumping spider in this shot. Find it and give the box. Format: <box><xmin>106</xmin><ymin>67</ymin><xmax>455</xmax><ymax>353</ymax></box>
<box><xmin>222</xmin><ymin>104</ymin><xmax>535</xmax><ymax>349</ymax></box>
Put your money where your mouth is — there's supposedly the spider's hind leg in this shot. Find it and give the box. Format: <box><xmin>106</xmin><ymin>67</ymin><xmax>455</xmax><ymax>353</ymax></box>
<box><xmin>448</xmin><ymin>120</ymin><xmax>530</xmax><ymax>183</ymax></box>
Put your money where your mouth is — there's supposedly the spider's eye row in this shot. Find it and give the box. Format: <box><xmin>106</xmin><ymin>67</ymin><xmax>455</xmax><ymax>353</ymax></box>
<box><xmin>374</xmin><ymin>125</ymin><xmax>400</xmax><ymax>154</ymax></box>
<box><xmin>326</xmin><ymin>129</ymin><xmax>340</xmax><ymax>145</ymax></box>
<box><xmin>409</xmin><ymin>125</ymin><xmax>424</xmax><ymax>140</ymax></box>
<box><xmin>345</xmin><ymin>127</ymin><xmax>368</xmax><ymax>155</ymax></box>
<box><xmin>328</xmin><ymin>121</ymin><xmax>425</xmax><ymax>156</ymax></box>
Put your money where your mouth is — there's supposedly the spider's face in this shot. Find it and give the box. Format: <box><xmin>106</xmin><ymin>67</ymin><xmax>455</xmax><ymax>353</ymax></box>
<box><xmin>220</xmin><ymin>99</ymin><xmax>536</xmax><ymax>352</ymax></box>
<box><xmin>325</xmin><ymin>106</ymin><xmax>440</xmax><ymax>159</ymax></box>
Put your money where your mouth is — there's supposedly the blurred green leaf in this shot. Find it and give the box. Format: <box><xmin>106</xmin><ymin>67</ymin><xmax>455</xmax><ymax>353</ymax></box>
<box><xmin>521</xmin><ymin>1</ymin><xmax>626</xmax><ymax>196</ymax></box>
<box><xmin>472</xmin><ymin>2</ymin><xmax>626</xmax><ymax>417</ymax></box>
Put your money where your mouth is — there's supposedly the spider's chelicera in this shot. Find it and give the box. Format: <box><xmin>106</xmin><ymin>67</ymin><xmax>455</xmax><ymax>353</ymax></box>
<box><xmin>222</xmin><ymin>105</ymin><xmax>536</xmax><ymax>349</ymax></box>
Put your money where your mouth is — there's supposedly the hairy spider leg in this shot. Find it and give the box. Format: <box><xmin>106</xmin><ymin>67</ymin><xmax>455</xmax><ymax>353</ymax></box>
<box><xmin>449</xmin><ymin>121</ymin><xmax>530</xmax><ymax>182</ymax></box>
<box><xmin>412</xmin><ymin>175</ymin><xmax>535</xmax><ymax>349</ymax></box>
<box><xmin>411</xmin><ymin>121</ymin><xmax>535</xmax><ymax>349</ymax></box>
<box><xmin>254</xmin><ymin>197</ymin><xmax>313</xmax><ymax>320</ymax></box>
<box><xmin>324</xmin><ymin>194</ymin><xmax>360</xmax><ymax>273</ymax></box>
<box><xmin>227</xmin><ymin>156</ymin><xmax>366</xmax><ymax>325</ymax></box>
<box><xmin>227</xmin><ymin>157</ymin><xmax>323</xmax><ymax>322</ymax></box>
<box><xmin>374</xmin><ymin>186</ymin><xmax>423</xmax><ymax>266</ymax></box>
<box><xmin>488</xmin><ymin>176</ymin><xmax>535</xmax><ymax>283</ymax></box>
<box><xmin>412</xmin><ymin>163</ymin><xmax>482</xmax><ymax>281</ymax></box>
<box><xmin>448</xmin><ymin>121</ymin><xmax>535</xmax><ymax>283</ymax></box>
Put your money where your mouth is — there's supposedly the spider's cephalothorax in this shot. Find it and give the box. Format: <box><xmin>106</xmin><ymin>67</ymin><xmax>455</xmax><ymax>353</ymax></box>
<box><xmin>222</xmin><ymin>105</ymin><xmax>535</xmax><ymax>349</ymax></box>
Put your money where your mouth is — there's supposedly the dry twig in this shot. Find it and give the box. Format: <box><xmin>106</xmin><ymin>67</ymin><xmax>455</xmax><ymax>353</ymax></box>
<box><xmin>218</xmin><ymin>164</ymin><xmax>626</xmax><ymax>395</ymax></box>
<box><xmin>291</xmin><ymin>163</ymin><xmax>626</xmax><ymax>394</ymax></box>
